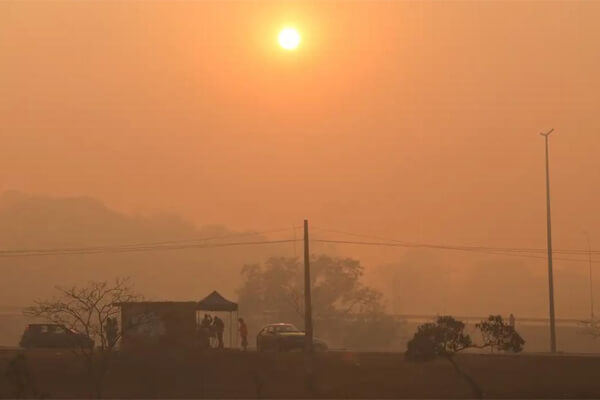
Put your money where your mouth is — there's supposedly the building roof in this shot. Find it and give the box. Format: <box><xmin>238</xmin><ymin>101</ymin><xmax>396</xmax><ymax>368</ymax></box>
<box><xmin>116</xmin><ymin>292</ymin><xmax>238</xmax><ymax>312</ymax></box>
<box><xmin>115</xmin><ymin>301</ymin><xmax>196</xmax><ymax>306</ymax></box>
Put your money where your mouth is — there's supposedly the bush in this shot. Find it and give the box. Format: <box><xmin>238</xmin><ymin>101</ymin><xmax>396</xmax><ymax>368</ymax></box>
<box><xmin>406</xmin><ymin>316</ymin><xmax>472</xmax><ymax>361</ymax></box>
<box><xmin>476</xmin><ymin>315</ymin><xmax>525</xmax><ymax>353</ymax></box>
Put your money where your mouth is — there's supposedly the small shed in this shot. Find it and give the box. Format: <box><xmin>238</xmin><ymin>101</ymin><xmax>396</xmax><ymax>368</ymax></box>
<box><xmin>117</xmin><ymin>292</ymin><xmax>239</xmax><ymax>349</ymax></box>
<box><xmin>119</xmin><ymin>301</ymin><xmax>197</xmax><ymax>349</ymax></box>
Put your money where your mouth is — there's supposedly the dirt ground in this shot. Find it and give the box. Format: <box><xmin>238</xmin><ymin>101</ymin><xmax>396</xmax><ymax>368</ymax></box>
<box><xmin>1</xmin><ymin>348</ymin><xmax>600</xmax><ymax>398</ymax></box>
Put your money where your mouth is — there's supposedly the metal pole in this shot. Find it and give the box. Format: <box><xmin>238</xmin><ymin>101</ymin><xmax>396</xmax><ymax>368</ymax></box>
<box><xmin>303</xmin><ymin>219</ymin><xmax>313</xmax><ymax>353</ymax></box>
<box><xmin>584</xmin><ymin>232</ymin><xmax>594</xmax><ymax>321</ymax></box>
<box><xmin>540</xmin><ymin>128</ymin><xmax>557</xmax><ymax>353</ymax></box>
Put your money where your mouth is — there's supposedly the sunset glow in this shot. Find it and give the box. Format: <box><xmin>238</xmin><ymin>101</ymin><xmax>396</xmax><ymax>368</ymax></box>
<box><xmin>278</xmin><ymin>27</ymin><xmax>301</xmax><ymax>50</ymax></box>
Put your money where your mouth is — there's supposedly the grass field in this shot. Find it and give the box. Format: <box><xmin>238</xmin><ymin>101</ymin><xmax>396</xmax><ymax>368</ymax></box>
<box><xmin>1</xmin><ymin>348</ymin><xmax>600</xmax><ymax>398</ymax></box>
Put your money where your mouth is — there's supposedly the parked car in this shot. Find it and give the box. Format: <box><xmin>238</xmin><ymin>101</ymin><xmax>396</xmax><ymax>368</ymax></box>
<box><xmin>256</xmin><ymin>323</ymin><xmax>328</xmax><ymax>352</ymax></box>
<box><xmin>20</xmin><ymin>324</ymin><xmax>94</xmax><ymax>349</ymax></box>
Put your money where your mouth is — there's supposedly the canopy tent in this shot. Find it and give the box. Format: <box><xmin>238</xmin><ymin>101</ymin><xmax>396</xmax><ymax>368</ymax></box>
<box><xmin>196</xmin><ymin>291</ymin><xmax>238</xmax><ymax>347</ymax></box>
<box><xmin>197</xmin><ymin>291</ymin><xmax>238</xmax><ymax>312</ymax></box>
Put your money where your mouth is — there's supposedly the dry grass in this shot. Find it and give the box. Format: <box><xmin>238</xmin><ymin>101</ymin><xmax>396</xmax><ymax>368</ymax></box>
<box><xmin>1</xmin><ymin>348</ymin><xmax>599</xmax><ymax>398</ymax></box>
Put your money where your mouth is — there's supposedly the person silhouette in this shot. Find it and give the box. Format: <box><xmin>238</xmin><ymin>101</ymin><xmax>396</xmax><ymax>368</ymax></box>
<box><xmin>212</xmin><ymin>316</ymin><xmax>225</xmax><ymax>349</ymax></box>
<box><xmin>238</xmin><ymin>317</ymin><xmax>248</xmax><ymax>351</ymax></box>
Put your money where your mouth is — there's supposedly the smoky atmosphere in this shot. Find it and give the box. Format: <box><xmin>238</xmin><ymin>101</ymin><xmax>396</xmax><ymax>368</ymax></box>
<box><xmin>1</xmin><ymin>1</ymin><xmax>600</xmax><ymax>399</ymax></box>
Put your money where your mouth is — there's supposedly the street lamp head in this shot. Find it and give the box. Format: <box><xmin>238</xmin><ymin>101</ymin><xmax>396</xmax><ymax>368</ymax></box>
<box><xmin>540</xmin><ymin>128</ymin><xmax>555</xmax><ymax>137</ymax></box>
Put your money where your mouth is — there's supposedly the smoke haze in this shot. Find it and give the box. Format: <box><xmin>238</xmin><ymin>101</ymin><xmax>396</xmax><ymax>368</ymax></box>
<box><xmin>2</xmin><ymin>1</ymin><xmax>600</xmax><ymax>319</ymax></box>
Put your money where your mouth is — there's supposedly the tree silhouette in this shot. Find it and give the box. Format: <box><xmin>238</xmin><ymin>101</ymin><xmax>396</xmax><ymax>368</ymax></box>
<box><xmin>476</xmin><ymin>315</ymin><xmax>525</xmax><ymax>353</ymax></box>
<box><xmin>25</xmin><ymin>277</ymin><xmax>140</xmax><ymax>398</ymax></box>
<box><xmin>238</xmin><ymin>255</ymin><xmax>395</xmax><ymax>350</ymax></box>
<box><xmin>406</xmin><ymin>316</ymin><xmax>472</xmax><ymax>361</ymax></box>
<box><xmin>406</xmin><ymin>315</ymin><xmax>525</xmax><ymax>398</ymax></box>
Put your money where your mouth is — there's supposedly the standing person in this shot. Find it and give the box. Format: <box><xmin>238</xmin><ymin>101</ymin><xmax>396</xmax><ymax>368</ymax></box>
<box><xmin>200</xmin><ymin>314</ymin><xmax>214</xmax><ymax>347</ymax></box>
<box><xmin>201</xmin><ymin>314</ymin><xmax>212</xmax><ymax>328</ymax></box>
<box><xmin>212</xmin><ymin>316</ymin><xmax>225</xmax><ymax>349</ymax></box>
<box><xmin>238</xmin><ymin>318</ymin><xmax>248</xmax><ymax>351</ymax></box>
<box><xmin>509</xmin><ymin>313</ymin><xmax>516</xmax><ymax>329</ymax></box>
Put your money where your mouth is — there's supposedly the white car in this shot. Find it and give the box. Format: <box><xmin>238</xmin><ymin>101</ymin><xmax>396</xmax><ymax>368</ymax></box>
<box><xmin>256</xmin><ymin>323</ymin><xmax>328</xmax><ymax>352</ymax></box>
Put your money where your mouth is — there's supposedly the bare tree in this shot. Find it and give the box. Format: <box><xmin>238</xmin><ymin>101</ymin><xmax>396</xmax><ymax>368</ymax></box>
<box><xmin>24</xmin><ymin>277</ymin><xmax>140</xmax><ymax>398</ymax></box>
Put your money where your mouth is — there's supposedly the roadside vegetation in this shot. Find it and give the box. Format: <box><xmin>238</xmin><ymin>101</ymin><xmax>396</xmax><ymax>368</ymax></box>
<box><xmin>238</xmin><ymin>255</ymin><xmax>396</xmax><ymax>350</ymax></box>
<box><xmin>406</xmin><ymin>315</ymin><xmax>525</xmax><ymax>398</ymax></box>
<box><xmin>23</xmin><ymin>277</ymin><xmax>140</xmax><ymax>398</ymax></box>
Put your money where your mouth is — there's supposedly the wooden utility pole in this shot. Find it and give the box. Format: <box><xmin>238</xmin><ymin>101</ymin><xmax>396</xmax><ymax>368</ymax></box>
<box><xmin>303</xmin><ymin>219</ymin><xmax>313</xmax><ymax>353</ymax></box>
<box><xmin>541</xmin><ymin>128</ymin><xmax>557</xmax><ymax>353</ymax></box>
<box><xmin>303</xmin><ymin>219</ymin><xmax>315</xmax><ymax>396</ymax></box>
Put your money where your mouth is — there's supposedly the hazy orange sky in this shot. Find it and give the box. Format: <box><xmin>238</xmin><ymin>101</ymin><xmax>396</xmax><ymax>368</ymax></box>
<box><xmin>1</xmin><ymin>0</ymin><xmax>600</xmax><ymax>298</ymax></box>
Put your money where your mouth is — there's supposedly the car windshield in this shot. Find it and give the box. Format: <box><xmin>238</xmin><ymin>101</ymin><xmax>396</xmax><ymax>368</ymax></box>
<box><xmin>275</xmin><ymin>324</ymin><xmax>300</xmax><ymax>333</ymax></box>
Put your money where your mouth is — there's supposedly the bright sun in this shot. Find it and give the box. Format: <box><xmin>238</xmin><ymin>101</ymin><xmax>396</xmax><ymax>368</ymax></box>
<box><xmin>278</xmin><ymin>28</ymin><xmax>301</xmax><ymax>50</ymax></box>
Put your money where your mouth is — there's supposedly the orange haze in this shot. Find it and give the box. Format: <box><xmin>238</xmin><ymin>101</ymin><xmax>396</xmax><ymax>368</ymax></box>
<box><xmin>1</xmin><ymin>1</ymin><xmax>600</xmax><ymax>318</ymax></box>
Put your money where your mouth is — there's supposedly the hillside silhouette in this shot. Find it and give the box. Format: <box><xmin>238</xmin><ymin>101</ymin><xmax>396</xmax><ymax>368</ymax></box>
<box><xmin>0</xmin><ymin>191</ymin><xmax>293</xmax><ymax>306</ymax></box>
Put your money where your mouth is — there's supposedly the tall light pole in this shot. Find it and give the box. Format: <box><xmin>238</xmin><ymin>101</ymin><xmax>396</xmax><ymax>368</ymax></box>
<box><xmin>540</xmin><ymin>128</ymin><xmax>557</xmax><ymax>353</ymax></box>
<box><xmin>584</xmin><ymin>231</ymin><xmax>594</xmax><ymax>321</ymax></box>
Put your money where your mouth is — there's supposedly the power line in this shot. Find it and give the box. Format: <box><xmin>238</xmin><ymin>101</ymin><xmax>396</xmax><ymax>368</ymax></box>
<box><xmin>314</xmin><ymin>227</ymin><xmax>600</xmax><ymax>256</ymax></box>
<box><xmin>312</xmin><ymin>239</ymin><xmax>600</xmax><ymax>264</ymax></box>
<box><xmin>1</xmin><ymin>225</ymin><xmax>597</xmax><ymax>263</ymax></box>
<box><xmin>101</xmin><ymin>227</ymin><xmax>298</xmax><ymax>248</ymax></box>
<box><xmin>0</xmin><ymin>227</ymin><xmax>296</xmax><ymax>255</ymax></box>
<box><xmin>0</xmin><ymin>239</ymin><xmax>298</xmax><ymax>258</ymax></box>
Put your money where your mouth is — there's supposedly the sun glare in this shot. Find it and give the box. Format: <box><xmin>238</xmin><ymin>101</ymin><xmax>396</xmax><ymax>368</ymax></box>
<box><xmin>278</xmin><ymin>28</ymin><xmax>301</xmax><ymax>50</ymax></box>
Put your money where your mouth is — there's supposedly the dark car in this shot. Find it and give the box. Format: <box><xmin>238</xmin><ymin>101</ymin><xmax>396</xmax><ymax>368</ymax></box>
<box><xmin>256</xmin><ymin>323</ymin><xmax>328</xmax><ymax>352</ymax></box>
<box><xmin>20</xmin><ymin>324</ymin><xmax>94</xmax><ymax>349</ymax></box>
